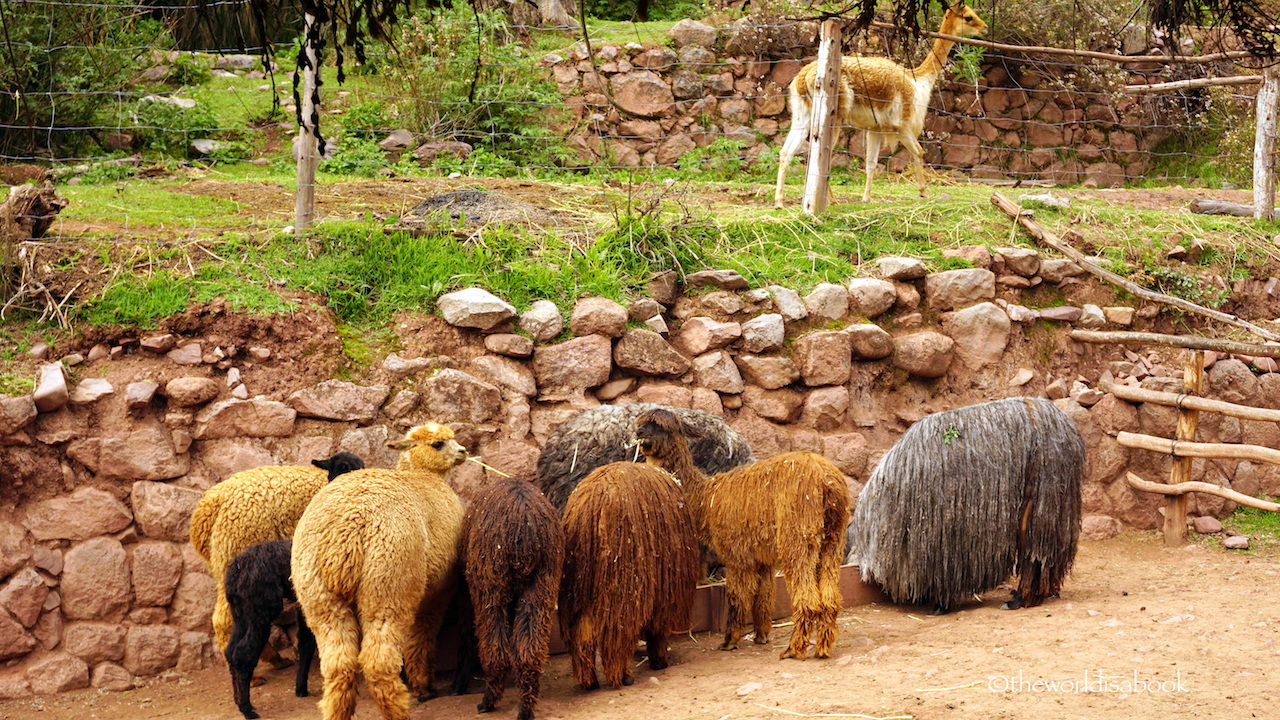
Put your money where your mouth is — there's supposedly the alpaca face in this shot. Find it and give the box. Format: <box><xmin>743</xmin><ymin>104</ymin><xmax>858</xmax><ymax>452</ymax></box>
<box><xmin>386</xmin><ymin>422</ymin><xmax>468</xmax><ymax>472</ymax></box>
<box><xmin>635</xmin><ymin>409</ymin><xmax>703</xmax><ymax>465</ymax></box>
<box><xmin>948</xmin><ymin>4</ymin><xmax>988</xmax><ymax>38</ymax></box>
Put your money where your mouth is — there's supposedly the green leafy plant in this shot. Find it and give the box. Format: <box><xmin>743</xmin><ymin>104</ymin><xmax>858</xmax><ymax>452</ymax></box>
<box><xmin>943</xmin><ymin>423</ymin><xmax>961</xmax><ymax>445</ymax></box>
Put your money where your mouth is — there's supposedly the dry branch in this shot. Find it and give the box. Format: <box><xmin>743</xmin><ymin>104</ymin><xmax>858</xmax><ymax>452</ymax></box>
<box><xmin>1126</xmin><ymin>472</ymin><xmax>1280</xmax><ymax>512</ymax></box>
<box><xmin>1102</xmin><ymin>381</ymin><xmax>1280</xmax><ymax>422</ymax></box>
<box><xmin>1071</xmin><ymin>330</ymin><xmax>1280</xmax><ymax>357</ymax></box>
<box><xmin>1189</xmin><ymin>199</ymin><xmax>1256</xmax><ymax>216</ymax></box>
<box><xmin>991</xmin><ymin>191</ymin><xmax>1280</xmax><ymax>342</ymax></box>
<box><xmin>1123</xmin><ymin>76</ymin><xmax>1261</xmax><ymax>94</ymax></box>
<box><xmin>1117</xmin><ymin>431</ymin><xmax>1280</xmax><ymax>465</ymax></box>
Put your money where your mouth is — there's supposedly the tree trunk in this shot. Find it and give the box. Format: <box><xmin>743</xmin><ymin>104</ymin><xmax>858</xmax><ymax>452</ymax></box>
<box><xmin>536</xmin><ymin>0</ymin><xmax>580</xmax><ymax>28</ymax></box>
<box><xmin>1</xmin><ymin>185</ymin><xmax>67</xmax><ymax>300</ymax></box>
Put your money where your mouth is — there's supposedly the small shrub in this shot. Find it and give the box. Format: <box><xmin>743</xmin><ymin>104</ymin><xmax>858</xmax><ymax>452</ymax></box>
<box><xmin>128</xmin><ymin>100</ymin><xmax>219</xmax><ymax>156</ymax></box>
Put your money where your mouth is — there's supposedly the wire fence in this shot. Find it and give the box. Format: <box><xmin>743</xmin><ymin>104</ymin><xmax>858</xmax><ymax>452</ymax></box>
<box><xmin>0</xmin><ymin>0</ymin><xmax>1266</xmax><ymax>245</ymax></box>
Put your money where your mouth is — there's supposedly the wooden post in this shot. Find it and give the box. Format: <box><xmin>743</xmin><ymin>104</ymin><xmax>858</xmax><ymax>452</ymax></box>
<box><xmin>1253</xmin><ymin>65</ymin><xmax>1278</xmax><ymax>220</ymax></box>
<box><xmin>294</xmin><ymin>12</ymin><xmax>320</xmax><ymax>232</ymax></box>
<box><xmin>801</xmin><ymin>18</ymin><xmax>843</xmax><ymax>216</ymax></box>
<box><xmin>1164</xmin><ymin>350</ymin><xmax>1203</xmax><ymax>547</ymax></box>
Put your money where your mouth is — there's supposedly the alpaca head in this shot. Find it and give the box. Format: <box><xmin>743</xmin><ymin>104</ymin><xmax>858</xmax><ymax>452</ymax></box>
<box><xmin>943</xmin><ymin>3</ymin><xmax>987</xmax><ymax>38</ymax></box>
<box><xmin>635</xmin><ymin>409</ymin><xmax>704</xmax><ymax>467</ymax></box>
<box><xmin>386</xmin><ymin>422</ymin><xmax>468</xmax><ymax>473</ymax></box>
<box><xmin>312</xmin><ymin>451</ymin><xmax>366</xmax><ymax>481</ymax></box>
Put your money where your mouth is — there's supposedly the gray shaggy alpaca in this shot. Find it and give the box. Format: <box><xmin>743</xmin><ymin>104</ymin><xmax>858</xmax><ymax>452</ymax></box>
<box><xmin>536</xmin><ymin>403</ymin><xmax>753</xmax><ymax>512</ymax></box>
<box><xmin>847</xmin><ymin>397</ymin><xmax>1084</xmax><ymax>612</ymax></box>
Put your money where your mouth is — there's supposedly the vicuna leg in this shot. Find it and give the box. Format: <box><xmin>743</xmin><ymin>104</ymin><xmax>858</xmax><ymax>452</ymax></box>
<box><xmin>721</xmin><ymin>566</ymin><xmax>757</xmax><ymax>651</ymax></box>
<box><xmin>476</xmin><ymin>600</ymin><xmax>513</xmax><ymax>713</ymax></box>
<box><xmin>295</xmin><ymin>616</ymin><xmax>316</xmax><ymax>697</ymax></box>
<box><xmin>751</xmin><ymin>564</ymin><xmax>775</xmax><ymax>645</ymax></box>
<box><xmin>861</xmin><ymin>132</ymin><xmax>883</xmax><ymax>203</ymax></box>
<box><xmin>312</xmin><ymin>604</ymin><xmax>360</xmax><ymax>720</ymax></box>
<box><xmin>904</xmin><ymin>135</ymin><xmax>927</xmax><ymax>198</ymax></box>
<box><xmin>775</xmin><ymin>100</ymin><xmax>811</xmax><ymax>208</ymax></box>
<box><xmin>360</xmin><ymin>616</ymin><xmax>411</xmax><ymax>720</ymax></box>
<box><xmin>566</xmin><ymin>614</ymin><xmax>599</xmax><ymax>691</ymax></box>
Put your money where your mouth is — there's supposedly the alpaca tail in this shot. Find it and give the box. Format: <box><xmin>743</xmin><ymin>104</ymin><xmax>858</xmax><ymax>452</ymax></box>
<box><xmin>188</xmin><ymin>490</ymin><xmax>220</xmax><ymax>561</ymax></box>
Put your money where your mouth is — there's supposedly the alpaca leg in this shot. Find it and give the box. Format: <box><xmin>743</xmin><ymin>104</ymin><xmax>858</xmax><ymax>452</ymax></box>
<box><xmin>295</xmin><ymin>616</ymin><xmax>317</xmax><ymax>697</ymax></box>
<box><xmin>360</xmin><ymin>617</ymin><xmax>411</xmax><ymax>720</ymax></box>
<box><xmin>403</xmin><ymin>599</ymin><xmax>449</xmax><ymax>701</ymax></box>
<box><xmin>751</xmin><ymin>565</ymin><xmax>775</xmax><ymax>645</ymax></box>
<box><xmin>645</xmin><ymin>629</ymin><xmax>670</xmax><ymax>670</ymax></box>
<box><xmin>312</xmin><ymin>606</ymin><xmax>361</xmax><ymax>720</ymax></box>
<box><xmin>476</xmin><ymin>600</ymin><xmax>513</xmax><ymax>713</ymax></box>
<box><xmin>212</xmin><ymin>592</ymin><xmax>234</xmax><ymax>652</ymax></box>
<box><xmin>598</xmin><ymin>621</ymin><xmax>635</xmax><ymax>688</ymax></box>
<box><xmin>226</xmin><ymin>616</ymin><xmax>267</xmax><ymax>719</ymax></box>
<box><xmin>775</xmin><ymin>106</ymin><xmax>811</xmax><ymax>208</ymax></box>
<box><xmin>781</xmin><ymin>545</ymin><xmax>823</xmax><ymax>660</ymax></box>
<box><xmin>512</xmin><ymin>598</ymin><xmax>551</xmax><ymax>720</ymax></box>
<box><xmin>567</xmin><ymin>615</ymin><xmax>599</xmax><ymax>690</ymax></box>
<box><xmin>813</xmin><ymin>544</ymin><xmax>845</xmax><ymax>659</ymax></box>
<box><xmin>721</xmin><ymin>566</ymin><xmax>756</xmax><ymax>651</ymax></box>
<box><xmin>478</xmin><ymin>660</ymin><xmax>509</xmax><ymax>714</ymax></box>
<box><xmin>861</xmin><ymin>133</ymin><xmax>883</xmax><ymax>202</ymax></box>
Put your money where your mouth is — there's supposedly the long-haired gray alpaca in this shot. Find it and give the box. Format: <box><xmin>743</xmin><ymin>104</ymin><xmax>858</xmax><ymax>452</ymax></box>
<box><xmin>847</xmin><ymin>397</ymin><xmax>1085</xmax><ymax>613</ymax></box>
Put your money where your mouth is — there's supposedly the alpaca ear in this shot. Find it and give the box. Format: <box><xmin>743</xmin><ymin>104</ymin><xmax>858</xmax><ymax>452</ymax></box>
<box><xmin>312</xmin><ymin>458</ymin><xmax>332</xmax><ymax>470</ymax></box>
<box><xmin>680</xmin><ymin>420</ymin><xmax>707</xmax><ymax>440</ymax></box>
<box><xmin>386</xmin><ymin>439</ymin><xmax>416</xmax><ymax>451</ymax></box>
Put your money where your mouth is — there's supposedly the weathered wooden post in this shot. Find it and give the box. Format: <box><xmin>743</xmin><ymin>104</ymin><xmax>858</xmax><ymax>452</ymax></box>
<box><xmin>801</xmin><ymin>18</ymin><xmax>843</xmax><ymax>216</ymax></box>
<box><xmin>1253</xmin><ymin>65</ymin><xmax>1279</xmax><ymax>220</ymax></box>
<box><xmin>1164</xmin><ymin>350</ymin><xmax>1204</xmax><ymax>547</ymax></box>
<box><xmin>294</xmin><ymin>12</ymin><xmax>320</xmax><ymax>231</ymax></box>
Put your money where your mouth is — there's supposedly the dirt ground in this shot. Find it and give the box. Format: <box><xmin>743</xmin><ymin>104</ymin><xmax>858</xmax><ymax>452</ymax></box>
<box><xmin>2</xmin><ymin>532</ymin><xmax>1275</xmax><ymax>720</ymax></box>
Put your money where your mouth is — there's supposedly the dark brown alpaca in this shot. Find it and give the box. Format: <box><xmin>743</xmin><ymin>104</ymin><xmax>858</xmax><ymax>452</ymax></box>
<box><xmin>635</xmin><ymin>409</ymin><xmax>850</xmax><ymax>659</ymax></box>
<box><xmin>461</xmin><ymin>478</ymin><xmax>564</xmax><ymax>720</ymax></box>
<box><xmin>559</xmin><ymin>462</ymin><xmax>699</xmax><ymax>689</ymax></box>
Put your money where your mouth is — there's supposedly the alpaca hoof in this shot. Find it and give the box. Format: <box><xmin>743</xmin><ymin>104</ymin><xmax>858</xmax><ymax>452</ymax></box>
<box><xmin>517</xmin><ymin>706</ymin><xmax>534</xmax><ymax>720</ymax></box>
<box><xmin>582</xmin><ymin>680</ymin><xmax>600</xmax><ymax>691</ymax></box>
<box><xmin>417</xmin><ymin>688</ymin><xmax>438</xmax><ymax>702</ymax></box>
<box><xmin>239</xmin><ymin>707</ymin><xmax>260</xmax><ymax>720</ymax></box>
<box><xmin>477</xmin><ymin>700</ymin><xmax>495</xmax><ymax>713</ymax></box>
<box><xmin>780</xmin><ymin>648</ymin><xmax>802</xmax><ymax>660</ymax></box>
<box><xmin>295</xmin><ymin>689</ymin><xmax>309</xmax><ymax>698</ymax></box>
<box><xmin>815</xmin><ymin>650</ymin><xmax>831</xmax><ymax>659</ymax></box>
<box><xmin>249</xmin><ymin>675</ymin><xmax>267</xmax><ymax>688</ymax></box>
<box><xmin>648</xmin><ymin>657</ymin><xmax>669</xmax><ymax>671</ymax></box>
<box><xmin>752</xmin><ymin>634</ymin><xmax>770</xmax><ymax>645</ymax></box>
<box><xmin>1001</xmin><ymin>591</ymin><xmax>1025</xmax><ymax>610</ymax></box>
<box><xmin>718</xmin><ymin>642</ymin><xmax>738</xmax><ymax>651</ymax></box>
<box><xmin>621</xmin><ymin>675</ymin><xmax>634</xmax><ymax>686</ymax></box>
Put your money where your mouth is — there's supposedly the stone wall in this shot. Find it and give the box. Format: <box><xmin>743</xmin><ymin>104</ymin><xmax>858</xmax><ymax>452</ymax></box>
<box><xmin>5</xmin><ymin>248</ymin><xmax>1280</xmax><ymax>694</ymax></box>
<box><xmin>544</xmin><ymin>19</ymin><xmax>1179</xmax><ymax>186</ymax></box>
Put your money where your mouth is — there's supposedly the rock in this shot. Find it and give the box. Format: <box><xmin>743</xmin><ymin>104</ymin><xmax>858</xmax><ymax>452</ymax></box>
<box><xmin>1073</xmin><ymin>388</ymin><xmax>1105</xmax><ymax>407</ymax></box>
<box><xmin>0</xmin><ymin>395</ymin><xmax>37</xmax><ymax>437</ymax></box>
<box><xmin>70</xmin><ymin>378</ymin><xmax>113</xmax><ymax>404</ymax></box>
<box><xmin>1192</xmin><ymin>516</ymin><xmax>1224</xmax><ymax>534</ymax></box>
<box><xmin>891</xmin><ymin>332</ymin><xmax>955</xmax><ymax>378</ymax></box>
<box><xmin>570</xmin><ymin>297</ymin><xmax>628</xmax><ymax>338</ymax></box>
<box><xmin>846</xmin><ymin>278</ymin><xmax>896</xmax><ymax>318</ymax></box>
<box><xmin>0</xmin><ymin>523</ymin><xmax>30</xmax><ymax>578</ymax></box>
<box><xmin>33</xmin><ymin>364</ymin><xmax>69</xmax><ymax>412</ymax></box>
<box><xmin>679</xmin><ymin>317</ymin><xmax>742</xmax><ymax>355</ymax></box>
<box><xmin>686</xmin><ymin>269</ymin><xmax>748</xmax><ymax>290</ymax></box>
<box><xmin>823</xmin><ymin>432</ymin><xmax>869</xmax><ymax>478</ymax></box>
<box><xmin>167</xmin><ymin>573</ymin><xmax>216</xmax><ymax>632</ymax></box>
<box><xmin>122</xmin><ymin>625</ymin><xmax>181</xmax><ymax>675</ymax></box>
<box><xmin>287</xmin><ymin>380</ymin><xmax>391</xmax><ymax>424</ymax></box>
<box><xmin>801</xmin><ymin>387</ymin><xmax>848</xmax><ymax>431</ymax></box>
<box><xmin>176</xmin><ymin>631</ymin><xmax>215</xmax><ymax>672</ymax></box>
<box><xmin>742</xmin><ymin>386</ymin><xmax>804</xmax><ymax>423</ymax></box>
<box><xmin>438</xmin><ymin>287</ymin><xmax>517</xmax><ymax>330</ymax></box>
<box><xmin>1078</xmin><ymin>304</ymin><xmax>1106</xmax><ymax>328</ymax></box>
<box><xmin>193</xmin><ymin>397</ymin><xmax>296</xmax><ymax>439</ymax></box>
<box><xmin>1104</xmin><ymin>306</ymin><xmax>1136</xmax><ymax>325</ymax></box>
<box><xmin>942</xmin><ymin>302</ymin><xmax>1011</xmax><ymax>369</ymax></box>
<box><xmin>628</xmin><ymin>298</ymin><xmax>664</xmax><ymax>322</ymax></box>
<box><xmin>793</xmin><ymin>331</ymin><xmax>852</xmax><ymax>386</ymax></box>
<box><xmin>98</xmin><ymin>425</ymin><xmax>188</xmax><ymax>481</ymax></box>
<box><xmin>0</xmin><ymin>672</ymin><xmax>32</xmax><ymax>698</ymax></box>
<box><xmin>130</xmin><ymin>542</ymin><xmax>183</xmax><ymax>607</ymax></box>
<box><xmin>412</xmin><ymin>140</ymin><xmax>473</xmax><ymax>165</ymax></box>
<box><xmin>162</xmin><ymin>377</ymin><xmax>217</xmax><ymax>407</ymax></box>
<box><xmin>382</xmin><ymin>353</ymin><xmax>438</xmax><ymax>379</ymax></box>
<box><xmin>668</xmin><ymin>18</ymin><xmax>717</xmax><ymax>47</ymax></box>
<box><xmin>125</xmin><ymin>380</ymin><xmax>159</xmax><ymax>411</ymax></box>
<box><xmin>1209</xmin><ymin>359</ymin><xmax>1260</xmax><ymax>405</ymax></box>
<box><xmin>91</xmin><ymin>663</ymin><xmax>136</xmax><ymax>692</ymax></box>
<box><xmin>740</xmin><ymin>314</ymin><xmax>784</xmax><ymax>353</ymax></box>
<box><xmin>471</xmin><ymin>355</ymin><xmax>537</xmax><ymax>397</ymax></box>
<box><xmin>692</xmin><ymin>351</ymin><xmax>744</xmax><ymax>394</ymax></box>
<box><xmin>846</xmin><ymin>324</ymin><xmax>894</xmax><ymax>360</ymax></box>
<box><xmin>483</xmin><ymin>334</ymin><xmax>534</xmax><ymax>358</ymax></box>
<box><xmin>1080</xmin><ymin>515</ymin><xmax>1121</xmax><ymax>541</ymax></box>
<box><xmin>26</xmin><ymin>652</ymin><xmax>89</xmax><ymax>694</ymax></box>
<box><xmin>735</xmin><ymin>355</ymin><xmax>801</xmax><ymax>390</ymax></box>
<box><xmin>0</xmin><ymin>610</ymin><xmax>36</xmax><ymax>661</ymax></box>
<box><xmin>1011</xmin><ymin>368</ymin><xmax>1035</xmax><ymax>386</ymax></box>
<box><xmin>994</xmin><ymin>247</ymin><xmax>1041</xmax><ymax>276</ymax></box>
<box><xmin>420</xmin><ymin>369</ymin><xmax>503</xmax><ymax>424</ymax></box>
<box><xmin>166</xmin><ymin>343</ymin><xmax>203</xmax><ymax>366</ymax></box>
<box><xmin>533</xmin><ymin>335</ymin><xmax>613</xmax><ymax>396</ymax></box>
<box><xmin>645</xmin><ymin>315</ymin><xmax>670</xmax><ymax>334</ymax></box>
<box><xmin>0</xmin><ymin>568</ymin><xmax>48</xmax><ymax>627</ymax></box>
<box><xmin>1224</xmin><ymin>535</ymin><xmax>1250</xmax><ymax>550</ymax></box>
<box><xmin>1039</xmin><ymin>306</ymin><xmax>1083</xmax><ymax>323</ymax></box>
<box><xmin>140</xmin><ymin>334</ymin><xmax>177</xmax><ymax>352</ymax></box>
<box><xmin>61</xmin><ymin>538</ymin><xmax>131</xmax><ymax>622</ymax></box>
<box><xmin>1005</xmin><ymin>304</ymin><xmax>1039</xmax><ymax>323</ymax></box>
<box><xmin>519</xmin><ymin>300</ymin><xmax>564</xmax><ymax>342</ymax></box>
<box><xmin>1038</xmin><ymin>258</ymin><xmax>1085</xmax><ymax>283</ymax></box>
<box><xmin>130</xmin><ymin>481</ymin><xmax>204</xmax><ymax>542</ymax></box>
<box><xmin>766</xmin><ymin>285</ymin><xmax>808</xmax><ymax>322</ymax></box>
<box><xmin>378</xmin><ymin>128</ymin><xmax>414</xmax><ymax>157</ymax></box>
<box><xmin>804</xmin><ymin>283</ymin><xmax>849</xmax><ymax>322</ymax></box>
<box><xmin>925</xmin><ymin>269</ymin><xmax>996</xmax><ymax>310</ymax></box>
<box><xmin>63</xmin><ymin>623</ymin><xmax>127</xmax><ymax>665</ymax></box>
<box><xmin>595</xmin><ymin>378</ymin><xmax>635</xmax><ymax>401</ymax></box>
<box><xmin>611</xmin><ymin>71</ymin><xmax>674</xmax><ymax>117</ymax></box>
<box><xmin>877</xmin><ymin>256</ymin><xmax>927</xmax><ymax>280</ymax></box>
<box><xmin>25</xmin><ymin>487</ymin><xmax>132</xmax><ymax>541</ymax></box>
<box><xmin>647</xmin><ymin>271</ymin><xmax>681</xmax><ymax>306</ymax></box>
<box><xmin>613</xmin><ymin>330</ymin><xmax>691</xmax><ymax>377</ymax></box>
<box><xmin>736</xmin><ymin>681</ymin><xmax>763</xmax><ymax>696</ymax></box>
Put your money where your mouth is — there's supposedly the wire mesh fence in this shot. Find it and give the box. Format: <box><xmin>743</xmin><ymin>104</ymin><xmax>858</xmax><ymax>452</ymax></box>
<box><xmin>0</xmin><ymin>0</ymin><xmax>1266</xmax><ymax>246</ymax></box>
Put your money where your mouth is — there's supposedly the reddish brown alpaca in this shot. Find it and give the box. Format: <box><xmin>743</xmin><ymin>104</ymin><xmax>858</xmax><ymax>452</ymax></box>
<box><xmin>636</xmin><ymin>409</ymin><xmax>850</xmax><ymax>659</ymax></box>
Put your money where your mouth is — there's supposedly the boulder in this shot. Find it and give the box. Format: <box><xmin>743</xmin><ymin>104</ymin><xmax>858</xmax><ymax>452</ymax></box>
<box><xmin>90</xmin><ymin>663</ymin><xmax>136</xmax><ymax>692</ymax></box>
<box><xmin>692</xmin><ymin>351</ymin><xmax>744</xmax><ymax>394</ymax></box>
<box><xmin>483</xmin><ymin>334</ymin><xmax>534</xmax><ymax>358</ymax></box>
<box><xmin>891</xmin><ymin>332</ymin><xmax>955</xmax><ymax>378</ymax></box>
<box><xmin>63</xmin><ymin>622</ymin><xmax>127</xmax><ymax>665</ymax></box>
<box><xmin>742</xmin><ymin>386</ymin><xmax>804</xmax><ymax>422</ymax></box>
<box><xmin>0</xmin><ymin>395</ymin><xmax>37</xmax><ymax>435</ymax></box>
<box><xmin>167</xmin><ymin>572</ymin><xmax>216</xmax><ymax>632</ymax></box>
<box><xmin>740</xmin><ymin>314</ymin><xmax>784</xmax><ymax>353</ymax></box>
<box><xmin>0</xmin><ymin>568</ymin><xmax>48</xmax><ymax>627</ymax></box>
<box><xmin>471</xmin><ymin>356</ymin><xmax>537</xmax><ymax>397</ymax></box>
<box><xmin>686</xmin><ymin>269</ymin><xmax>748</xmax><ymax>290</ymax></box>
<box><xmin>130</xmin><ymin>542</ymin><xmax>183</xmax><ymax>607</ymax></box>
<box><xmin>61</xmin><ymin>538</ymin><xmax>131</xmax><ymax>622</ymax></box>
<box><xmin>33</xmin><ymin>364</ymin><xmax>69</xmax><ymax>413</ymax></box>
<box><xmin>668</xmin><ymin>18</ymin><xmax>717</xmax><ymax>47</ymax></box>
<box><xmin>98</xmin><ymin>424</ymin><xmax>188</xmax><ymax>481</ymax></box>
<box><xmin>679</xmin><ymin>317</ymin><xmax>742</xmax><ymax>355</ymax></box>
<box><xmin>846</xmin><ymin>278</ymin><xmax>896</xmax><ymax>318</ymax></box>
<box><xmin>130</xmin><ymin>481</ymin><xmax>204</xmax><ymax>542</ymax></box>
<box><xmin>793</xmin><ymin>331</ymin><xmax>852</xmax><ymax>386</ymax></box>
<box><xmin>570</xmin><ymin>297</ymin><xmax>628</xmax><ymax>338</ymax></box>
<box><xmin>942</xmin><ymin>302</ymin><xmax>1011</xmax><ymax>369</ymax></box>
<box><xmin>420</xmin><ymin>369</ymin><xmax>503</xmax><ymax>424</ymax></box>
<box><xmin>846</xmin><ymin>324</ymin><xmax>894</xmax><ymax>360</ymax></box>
<box><xmin>613</xmin><ymin>330</ymin><xmax>691</xmax><ymax>377</ymax></box>
<box><xmin>125</xmin><ymin>380</ymin><xmax>159</xmax><ymax>411</ymax></box>
<box><xmin>164</xmin><ymin>377</ymin><xmax>219</xmax><ymax>407</ymax></box>
<box><xmin>121</xmin><ymin>624</ymin><xmax>181</xmax><ymax>676</ymax></box>
<box><xmin>193</xmin><ymin>397</ymin><xmax>296</xmax><ymax>439</ymax></box>
<box><xmin>877</xmin><ymin>256</ymin><xmax>927</xmax><ymax>280</ymax></box>
<box><xmin>438</xmin><ymin>287</ymin><xmax>517</xmax><ymax>330</ymax></box>
<box><xmin>533</xmin><ymin>335</ymin><xmax>613</xmax><ymax>396</ymax></box>
<box><xmin>611</xmin><ymin>71</ymin><xmax>674</xmax><ymax>117</ymax></box>
<box><xmin>519</xmin><ymin>300</ymin><xmax>564</xmax><ymax>342</ymax></box>
<box><xmin>0</xmin><ymin>611</ymin><xmax>35</xmax><ymax>661</ymax></box>
<box><xmin>801</xmin><ymin>387</ymin><xmax>848</xmax><ymax>431</ymax></box>
<box><xmin>925</xmin><ymin>269</ymin><xmax>996</xmax><ymax>310</ymax></box>
<box><xmin>804</xmin><ymin>283</ymin><xmax>849</xmax><ymax>322</ymax></box>
<box><xmin>287</xmin><ymin>380</ymin><xmax>391</xmax><ymax>424</ymax></box>
<box><xmin>766</xmin><ymin>285</ymin><xmax>808</xmax><ymax>322</ymax></box>
<box><xmin>24</xmin><ymin>487</ymin><xmax>132</xmax><ymax>542</ymax></box>
<box><xmin>994</xmin><ymin>247</ymin><xmax>1041</xmax><ymax>276</ymax></box>
<box><xmin>25</xmin><ymin>652</ymin><xmax>89</xmax><ymax>694</ymax></box>
<box><xmin>735</xmin><ymin>355</ymin><xmax>801</xmax><ymax>390</ymax></box>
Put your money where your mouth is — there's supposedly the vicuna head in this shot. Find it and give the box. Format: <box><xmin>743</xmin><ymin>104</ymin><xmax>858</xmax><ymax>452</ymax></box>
<box><xmin>635</xmin><ymin>409</ymin><xmax>704</xmax><ymax>467</ymax></box>
<box><xmin>386</xmin><ymin>422</ymin><xmax>468</xmax><ymax>473</ymax></box>
<box><xmin>943</xmin><ymin>3</ymin><xmax>987</xmax><ymax>38</ymax></box>
<box><xmin>311</xmin><ymin>451</ymin><xmax>366</xmax><ymax>481</ymax></box>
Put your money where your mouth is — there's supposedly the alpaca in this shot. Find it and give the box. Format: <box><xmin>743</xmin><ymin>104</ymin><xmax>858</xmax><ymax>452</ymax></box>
<box><xmin>461</xmin><ymin>477</ymin><xmax>564</xmax><ymax>720</ymax></box>
<box><xmin>559</xmin><ymin>461</ymin><xmax>699</xmax><ymax>689</ymax></box>
<box><xmin>189</xmin><ymin>451</ymin><xmax>365</xmax><ymax>652</ymax></box>
<box><xmin>536</xmin><ymin>403</ymin><xmax>753</xmax><ymax>512</ymax></box>
<box><xmin>847</xmin><ymin>397</ymin><xmax>1084</xmax><ymax>612</ymax></box>
<box><xmin>635</xmin><ymin>408</ymin><xmax>850</xmax><ymax>659</ymax></box>
<box><xmin>774</xmin><ymin>3</ymin><xmax>988</xmax><ymax>206</ymax></box>
<box><xmin>291</xmin><ymin>423</ymin><xmax>467</xmax><ymax>720</ymax></box>
<box><xmin>224</xmin><ymin>540</ymin><xmax>316</xmax><ymax>720</ymax></box>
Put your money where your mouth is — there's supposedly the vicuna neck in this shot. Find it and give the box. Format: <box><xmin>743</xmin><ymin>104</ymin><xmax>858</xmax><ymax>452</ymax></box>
<box><xmin>910</xmin><ymin>16</ymin><xmax>963</xmax><ymax>80</ymax></box>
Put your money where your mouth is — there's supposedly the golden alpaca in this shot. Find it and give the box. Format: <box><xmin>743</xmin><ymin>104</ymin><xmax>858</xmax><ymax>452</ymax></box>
<box><xmin>292</xmin><ymin>423</ymin><xmax>467</xmax><ymax>720</ymax></box>
<box><xmin>635</xmin><ymin>409</ymin><xmax>850</xmax><ymax>659</ymax></box>
<box><xmin>774</xmin><ymin>4</ymin><xmax>987</xmax><ymax>206</ymax></box>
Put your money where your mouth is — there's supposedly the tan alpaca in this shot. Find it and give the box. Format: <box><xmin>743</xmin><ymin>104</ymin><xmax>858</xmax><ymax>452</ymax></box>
<box><xmin>774</xmin><ymin>4</ymin><xmax>987</xmax><ymax>206</ymax></box>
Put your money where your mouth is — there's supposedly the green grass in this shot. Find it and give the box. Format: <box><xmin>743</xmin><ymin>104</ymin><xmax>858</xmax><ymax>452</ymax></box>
<box><xmin>1223</xmin><ymin>502</ymin><xmax>1280</xmax><ymax>550</ymax></box>
<box><xmin>60</xmin><ymin>184</ymin><xmax>248</xmax><ymax>231</ymax></box>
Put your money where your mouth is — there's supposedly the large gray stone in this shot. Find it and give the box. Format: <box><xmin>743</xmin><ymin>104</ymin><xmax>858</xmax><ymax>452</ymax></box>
<box><xmin>438</xmin><ymin>287</ymin><xmax>517</xmax><ymax>330</ymax></box>
<box><xmin>130</xmin><ymin>481</ymin><xmax>203</xmax><ymax>542</ymax></box>
<box><xmin>804</xmin><ymin>283</ymin><xmax>849</xmax><ymax>322</ymax></box>
<box><xmin>193</xmin><ymin>397</ymin><xmax>296</xmax><ymax>439</ymax></box>
<box><xmin>679</xmin><ymin>317</ymin><xmax>742</xmax><ymax>355</ymax></box>
<box><xmin>519</xmin><ymin>300</ymin><xmax>564</xmax><ymax>342</ymax></box>
<box><xmin>471</xmin><ymin>356</ymin><xmax>537</xmax><ymax>397</ymax></box>
<box><xmin>533</xmin><ymin>335</ymin><xmax>613</xmax><ymax>396</ymax></box>
<box><xmin>846</xmin><ymin>278</ymin><xmax>897</xmax><ymax>318</ymax></box>
<box><xmin>287</xmin><ymin>380</ymin><xmax>390</xmax><ymax>424</ymax></box>
<box><xmin>692</xmin><ymin>351</ymin><xmax>744</xmax><ymax>394</ymax></box>
<box><xmin>614</xmin><ymin>330</ymin><xmax>691</xmax><ymax>377</ymax></box>
<box><xmin>420</xmin><ymin>369</ymin><xmax>503</xmax><ymax>424</ymax></box>
<box><xmin>33</xmin><ymin>364</ymin><xmax>69</xmax><ymax>413</ymax></box>
<box><xmin>891</xmin><ymin>331</ymin><xmax>955</xmax><ymax>378</ymax></box>
<box><xmin>740</xmin><ymin>314</ymin><xmax>785</xmax><ymax>353</ymax></box>
<box><xmin>942</xmin><ymin>302</ymin><xmax>1011</xmax><ymax>369</ymax></box>
<box><xmin>925</xmin><ymin>268</ymin><xmax>996</xmax><ymax>310</ymax></box>
<box><xmin>0</xmin><ymin>395</ymin><xmax>37</xmax><ymax>435</ymax></box>
<box><xmin>569</xmin><ymin>297</ymin><xmax>628</xmax><ymax>338</ymax></box>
